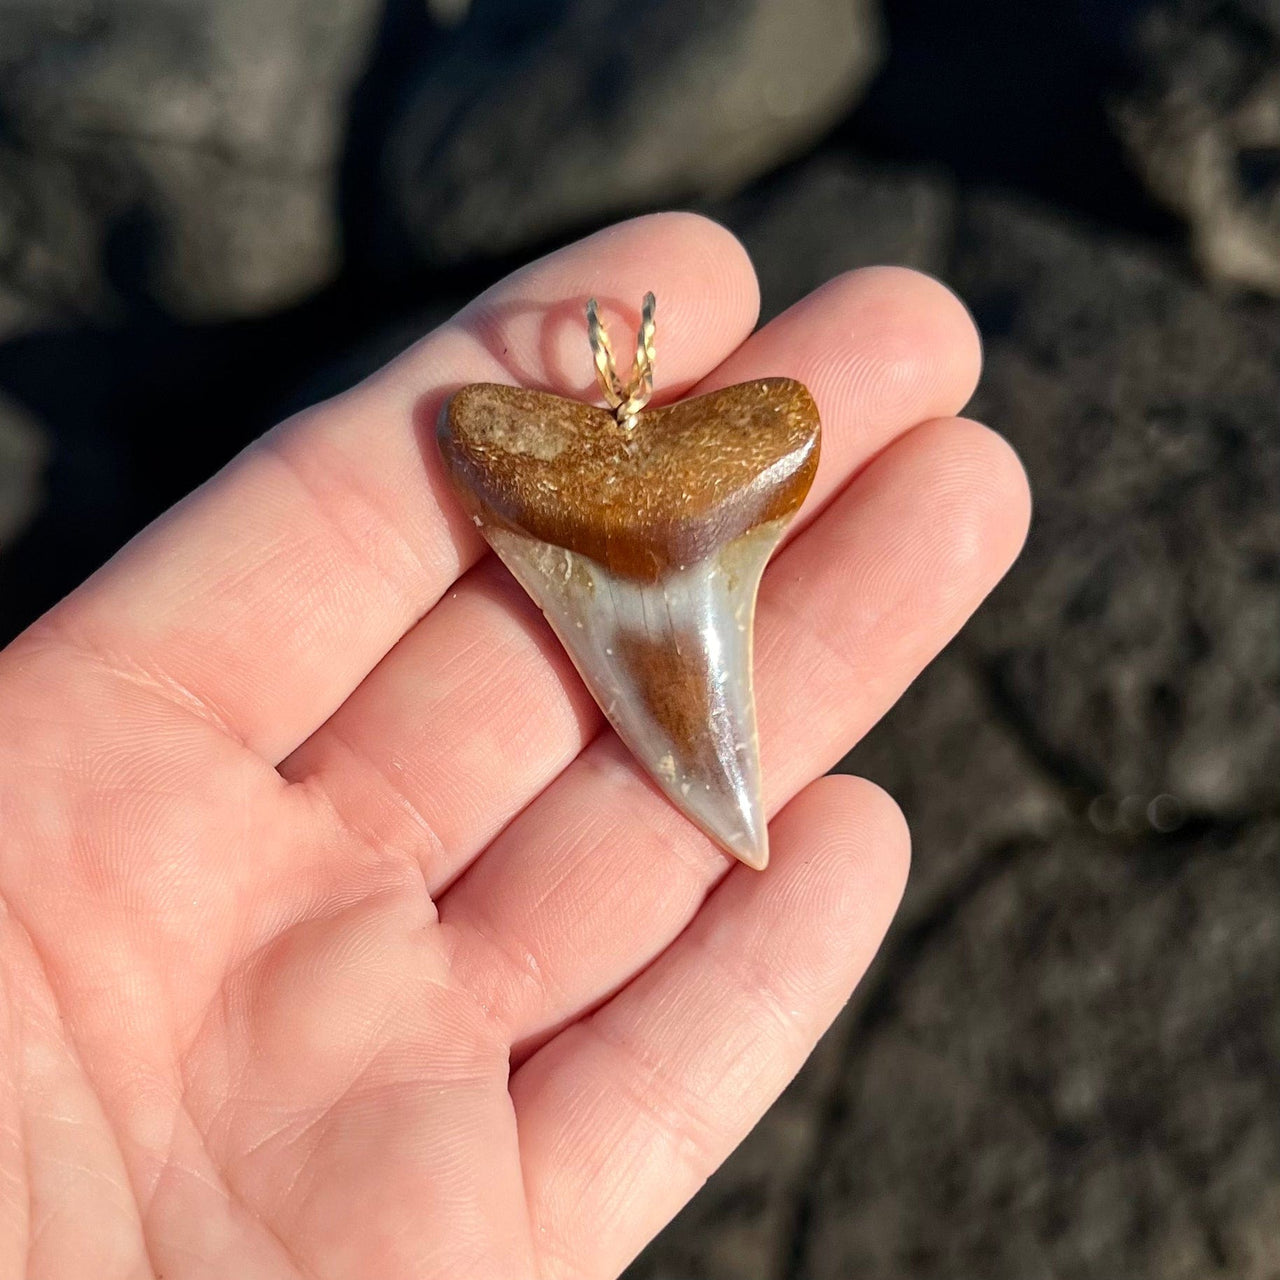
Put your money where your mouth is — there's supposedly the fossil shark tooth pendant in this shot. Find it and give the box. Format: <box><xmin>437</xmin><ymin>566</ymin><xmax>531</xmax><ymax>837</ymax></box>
<box><xmin>438</xmin><ymin>294</ymin><xmax>820</xmax><ymax>869</ymax></box>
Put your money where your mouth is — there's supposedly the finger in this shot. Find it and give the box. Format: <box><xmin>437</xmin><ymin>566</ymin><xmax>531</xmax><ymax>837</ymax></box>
<box><xmin>283</xmin><ymin>267</ymin><xmax>981</xmax><ymax>888</ymax></box>
<box><xmin>24</xmin><ymin>214</ymin><xmax>759</xmax><ymax>763</ymax></box>
<box><xmin>511</xmin><ymin>773</ymin><xmax>910</xmax><ymax>1280</ymax></box>
<box><xmin>438</xmin><ymin>417</ymin><xmax>1029</xmax><ymax>1052</ymax></box>
<box><xmin>699</xmin><ymin>265</ymin><xmax>982</xmax><ymax>520</ymax></box>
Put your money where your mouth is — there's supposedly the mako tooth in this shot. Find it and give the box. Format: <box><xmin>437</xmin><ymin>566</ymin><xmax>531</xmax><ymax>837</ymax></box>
<box><xmin>438</xmin><ymin>378</ymin><xmax>821</xmax><ymax>868</ymax></box>
<box><xmin>484</xmin><ymin>520</ymin><xmax>786</xmax><ymax>867</ymax></box>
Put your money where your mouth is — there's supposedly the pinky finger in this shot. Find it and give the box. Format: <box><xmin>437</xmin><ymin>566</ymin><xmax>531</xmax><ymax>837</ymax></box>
<box><xmin>511</xmin><ymin>774</ymin><xmax>910</xmax><ymax>1280</ymax></box>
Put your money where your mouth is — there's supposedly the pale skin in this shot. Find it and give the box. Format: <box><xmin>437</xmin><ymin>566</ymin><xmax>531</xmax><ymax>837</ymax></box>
<box><xmin>0</xmin><ymin>214</ymin><xmax>1030</xmax><ymax>1279</ymax></box>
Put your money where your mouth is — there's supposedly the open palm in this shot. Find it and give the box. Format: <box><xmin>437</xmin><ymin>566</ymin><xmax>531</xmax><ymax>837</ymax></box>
<box><xmin>0</xmin><ymin>215</ymin><xmax>1028</xmax><ymax>1279</ymax></box>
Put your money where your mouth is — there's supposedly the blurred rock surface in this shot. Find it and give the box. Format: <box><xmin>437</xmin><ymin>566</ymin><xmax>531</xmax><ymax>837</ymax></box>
<box><xmin>1115</xmin><ymin>0</ymin><xmax>1280</xmax><ymax>294</ymax></box>
<box><xmin>0</xmin><ymin>394</ymin><xmax>48</xmax><ymax>550</ymax></box>
<box><xmin>0</xmin><ymin>0</ymin><xmax>382</xmax><ymax>322</ymax></box>
<box><xmin>795</xmin><ymin>819</ymin><xmax>1280</xmax><ymax>1280</ymax></box>
<box><xmin>957</xmin><ymin>196</ymin><xmax>1280</xmax><ymax>819</ymax></box>
<box><xmin>717</xmin><ymin>154</ymin><xmax>956</xmax><ymax>319</ymax></box>
<box><xmin>383</xmin><ymin>0</ymin><xmax>883</xmax><ymax>267</ymax></box>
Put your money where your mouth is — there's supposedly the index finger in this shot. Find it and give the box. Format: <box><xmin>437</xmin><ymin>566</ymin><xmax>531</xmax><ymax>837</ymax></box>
<box><xmin>19</xmin><ymin>214</ymin><xmax>760</xmax><ymax>762</ymax></box>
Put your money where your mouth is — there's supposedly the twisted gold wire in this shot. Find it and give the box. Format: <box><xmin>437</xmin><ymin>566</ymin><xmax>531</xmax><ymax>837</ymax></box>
<box><xmin>586</xmin><ymin>292</ymin><xmax>656</xmax><ymax>430</ymax></box>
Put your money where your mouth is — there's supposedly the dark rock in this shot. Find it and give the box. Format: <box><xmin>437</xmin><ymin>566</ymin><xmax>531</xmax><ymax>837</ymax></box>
<box><xmin>837</xmin><ymin>648</ymin><xmax>1070</xmax><ymax>922</ymax></box>
<box><xmin>795</xmin><ymin>819</ymin><xmax>1280</xmax><ymax>1280</ymax></box>
<box><xmin>0</xmin><ymin>0</ymin><xmax>382</xmax><ymax>322</ymax></box>
<box><xmin>954</xmin><ymin>196</ymin><xmax>1280</xmax><ymax>820</ymax></box>
<box><xmin>0</xmin><ymin>394</ymin><xmax>48</xmax><ymax>550</ymax></box>
<box><xmin>1114</xmin><ymin>0</ymin><xmax>1280</xmax><ymax>293</ymax></box>
<box><xmin>385</xmin><ymin>0</ymin><xmax>883</xmax><ymax>268</ymax></box>
<box><xmin>717</xmin><ymin>154</ymin><xmax>956</xmax><ymax>321</ymax></box>
<box><xmin>0</xmin><ymin>139</ymin><xmax>105</xmax><ymax>330</ymax></box>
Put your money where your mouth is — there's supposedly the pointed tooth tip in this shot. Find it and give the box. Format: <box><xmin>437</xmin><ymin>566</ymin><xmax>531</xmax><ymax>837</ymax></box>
<box><xmin>672</xmin><ymin>758</ymin><xmax>768</xmax><ymax>870</ymax></box>
<box><xmin>715</xmin><ymin>823</ymin><xmax>769</xmax><ymax>871</ymax></box>
<box><xmin>668</xmin><ymin>775</ymin><xmax>768</xmax><ymax>868</ymax></box>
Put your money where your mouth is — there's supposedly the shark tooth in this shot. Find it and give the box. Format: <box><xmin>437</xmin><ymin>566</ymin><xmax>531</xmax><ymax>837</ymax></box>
<box><xmin>438</xmin><ymin>378</ymin><xmax>821</xmax><ymax>869</ymax></box>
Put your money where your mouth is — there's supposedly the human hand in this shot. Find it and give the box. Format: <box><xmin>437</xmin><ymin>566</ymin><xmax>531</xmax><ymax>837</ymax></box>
<box><xmin>0</xmin><ymin>215</ymin><xmax>1028</xmax><ymax>1279</ymax></box>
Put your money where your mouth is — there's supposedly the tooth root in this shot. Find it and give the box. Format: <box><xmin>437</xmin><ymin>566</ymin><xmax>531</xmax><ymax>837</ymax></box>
<box><xmin>486</xmin><ymin>522</ymin><xmax>783</xmax><ymax>868</ymax></box>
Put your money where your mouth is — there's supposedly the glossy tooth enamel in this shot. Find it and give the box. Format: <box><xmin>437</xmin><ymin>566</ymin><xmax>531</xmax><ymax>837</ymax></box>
<box><xmin>438</xmin><ymin>378</ymin><xmax>821</xmax><ymax>868</ymax></box>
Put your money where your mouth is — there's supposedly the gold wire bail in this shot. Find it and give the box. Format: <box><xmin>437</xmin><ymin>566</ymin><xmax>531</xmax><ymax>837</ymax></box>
<box><xmin>586</xmin><ymin>292</ymin><xmax>656</xmax><ymax>430</ymax></box>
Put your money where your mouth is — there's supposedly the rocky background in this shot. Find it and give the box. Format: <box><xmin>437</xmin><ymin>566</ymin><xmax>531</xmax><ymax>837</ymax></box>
<box><xmin>1</xmin><ymin>1</ymin><xmax>1277</xmax><ymax>1277</ymax></box>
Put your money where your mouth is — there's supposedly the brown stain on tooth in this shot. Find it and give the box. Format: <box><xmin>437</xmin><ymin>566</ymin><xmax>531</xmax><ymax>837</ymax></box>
<box><xmin>612</xmin><ymin>623</ymin><xmax>718</xmax><ymax>780</ymax></box>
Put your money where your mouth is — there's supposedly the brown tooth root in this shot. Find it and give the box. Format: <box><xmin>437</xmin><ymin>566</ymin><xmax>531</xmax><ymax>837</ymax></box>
<box><xmin>438</xmin><ymin>378</ymin><xmax>821</xmax><ymax>868</ymax></box>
